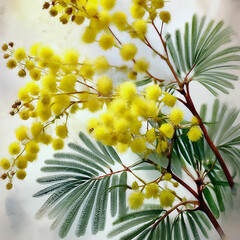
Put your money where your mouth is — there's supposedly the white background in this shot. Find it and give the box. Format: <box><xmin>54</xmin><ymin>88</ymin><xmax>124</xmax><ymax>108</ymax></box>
<box><xmin>0</xmin><ymin>0</ymin><xmax>240</xmax><ymax>239</ymax></box>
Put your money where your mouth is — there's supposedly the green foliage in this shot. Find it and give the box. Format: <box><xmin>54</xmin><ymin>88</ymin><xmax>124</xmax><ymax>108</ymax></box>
<box><xmin>166</xmin><ymin>14</ymin><xmax>240</xmax><ymax>96</ymax></box>
<box><xmin>33</xmin><ymin>132</ymin><xmax>127</xmax><ymax>238</ymax></box>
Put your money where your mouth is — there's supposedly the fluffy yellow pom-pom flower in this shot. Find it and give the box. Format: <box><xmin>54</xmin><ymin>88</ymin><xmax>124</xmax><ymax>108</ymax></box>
<box><xmin>9</xmin><ymin>142</ymin><xmax>21</xmax><ymax>155</ymax></box>
<box><xmin>16</xmin><ymin>156</ymin><xmax>28</xmax><ymax>169</ymax></box>
<box><xmin>152</xmin><ymin>0</ymin><xmax>164</xmax><ymax>9</ymax></box>
<box><xmin>145</xmin><ymin>183</ymin><xmax>159</xmax><ymax>199</ymax></box>
<box><xmin>146</xmin><ymin>84</ymin><xmax>162</xmax><ymax>101</ymax></box>
<box><xmin>119</xmin><ymin>81</ymin><xmax>137</xmax><ymax>101</ymax></box>
<box><xmin>130</xmin><ymin>4</ymin><xmax>145</xmax><ymax>19</ymax></box>
<box><xmin>128</xmin><ymin>192</ymin><xmax>145</xmax><ymax>210</ymax></box>
<box><xmin>41</xmin><ymin>75</ymin><xmax>57</xmax><ymax>93</ymax></box>
<box><xmin>59</xmin><ymin>74</ymin><xmax>77</xmax><ymax>92</ymax></box>
<box><xmin>191</xmin><ymin>116</ymin><xmax>199</xmax><ymax>125</ymax></box>
<box><xmin>16</xmin><ymin>169</ymin><xmax>26</xmax><ymax>180</ymax></box>
<box><xmin>120</xmin><ymin>43</ymin><xmax>137</xmax><ymax>61</ymax></box>
<box><xmin>15</xmin><ymin>126</ymin><xmax>28</xmax><ymax>141</ymax></box>
<box><xmin>6</xmin><ymin>59</ymin><xmax>17</xmax><ymax>69</ymax></box>
<box><xmin>97</xmin><ymin>75</ymin><xmax>113</xmax><ymax>96</ymax></box>
<box><xmin>14</xmin><ymin>48</ymin><xmax>27</xmax><ymax>61</ymax></box>
<box><xmin>159</xmin><ymin>123</ymin><xmax>174</xmax><ymax>139</ymax></box>
<box><xmin>94</xmin><ymin>56</ymin><xmax>109</xmax><ymax>74</ymax></box>
<box><xmin>133</xmin><ymin>20</ymin><xmax>147</xmax><ymax>37</ymax></box>
<box><xmin>111</xmin><ymin>12</ymin><xmax>127</xmax><ymax>31</ymax></box>
<box><xmin>162</xmin><ymin>93</ymin><xmax>176</xmax><ymax>107</ymax></box>
<box><xmin>25</xmin><ymin>141</ymin><xmax>40</xmax><ymax>154</ymax></box>
<box><xmin>187</xmin><ymin>126</ymin><xmax>202</xmax><ymax>142</ymax></box>
<box><xmin>130</xmin><ymin>137</ymin><xmax>146</xmax><ymax>153</ymax></box>
<box><xmin>31</xmin><ymin>122</ymin><xmax>43</xmax><ymax>138</ymax></box>
<box><xmin>63</xmin><ymin>49</ymin><xmax>79</xmax><ymax>65</ymax></box>
<box><xmin>134</xmin><ymin>58</ymin><xmax>149</xmax><ymax>73</ymax></box>
<box><xmin>146</xmin><ymin>128</ymin><xmax>156</xmax><ymax>143</ymax></box>
<box><xmin>99</xmin><ymin>34</ymin><xmax>115</xmax><ymax>50</ymax></box>
<box><xmin>56</xmin><ymin>125</ymin><xmax>68</xmax><ymax>139</ymax></box>
<box><xmin>159</xmin><ymin>190</ymin><xmax>175</xmax><ymax>207</ymax></box>
<box><xmin>100</xmin><ymin>0</ymin><xmax>116</xmax><ymax>10</ymax></box>
<box><xmin>25</xmin><ymin>82</ymin><xmax>40</xmax><ymax>96</ymax></box>
<box><xmin>1</xmin><ymin>158</ymin><xmax>11</xmax><ymax>170</ymax></box>
<box><xmin>169</xmin><ymin>108</ymin><xmax>184</xmax><ymax>126</ymax></box>
<box><xmin>160</xmin><ymin>11</ymin><xmax>171</xmax><ymax>24</ymax></box>
<box><xmin>52</xmin><ymin>138</ymin><xmax>64</xmax><ymax>150</ymax></box>
<box><xmin>157</xmin><ymin>139</ymin><xmax>168</xmax><ymax>153</ymax></box>
<box><xmin>38</xmin><ymin>46</ymin><xmax>54</xmax><ymax>60</ymax></box>
<box><xmin>82</xmin><ymin>26</ymin><xmax>97</xmax><ymax>43</ymax></box>
<box><xmin>30</xmin><ymin>68</ymin><xmax>41</xmax><ymax>81</ymax></box>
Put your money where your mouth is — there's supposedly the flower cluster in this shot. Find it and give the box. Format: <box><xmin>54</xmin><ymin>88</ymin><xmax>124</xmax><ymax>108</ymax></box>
<box><xmin>128</xmin><ymin>173</ymin><xmax>179</xmax><ymax>210</ymax></box>
<box><xmin>0</xmin><ymin>0</ymin><xmax>202</xmax><ymax>193</ymax></box>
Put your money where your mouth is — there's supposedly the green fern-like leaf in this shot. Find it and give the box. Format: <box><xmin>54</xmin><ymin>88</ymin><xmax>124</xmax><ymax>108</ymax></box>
<box><xmin>166</xmin><ymin>14</ymin><xmax>240</xmax><ymax>95</ymax></box>
<box><xmin>34</xmin><ymin>132</ymin><xmax>126</xmax><ymax>238</ymax></box>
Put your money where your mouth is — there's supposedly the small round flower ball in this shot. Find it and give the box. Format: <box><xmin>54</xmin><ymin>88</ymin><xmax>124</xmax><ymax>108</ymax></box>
<box><xmin>16</xmin><ymin>156</ymin><xmax>28</xmax><ymax>169</ymax></box>
<box><xmin>94</xmin><ymin>56</ymin><xmax>109</xmax><ymax>74</ymax></box>
<box><xmin>56</xmin><ymin>125</ymin><xmax>68</xmax><ymax>139</ymax></box>
<box><xmin>191</xmin><ymin>116</ymin><xmax>199</xmax><ymax>125</ymax></box>
<box><xmin>25</xmin><ymin>152</ymin><xmax>37</xmax><ymax>162</ymax></box>
<box><xmin>85</xmin><ymin>3</ymin><xmax>98</xmax><ymax>17</ymax></box>
<box><xmin>6</xmin><ymin>182</ymin><xmax>13</xmax><ymax>190</ymax></box>
<box><xmin>30</xmin><ymin>68</ymin><xmax>42</xmax><ymax>81</ymax></box>
<box><xmin>15</xmin><ymin>126</ymin><xmax>28</xmax><ymax>141</ymax></box>
<box><xmin>80</xmin><ymin>64</ymin><xmax>95</xmax><ymax>79</ymax></box>
<box><xmin>145</xmin><ymin>183</ymin><xmax>160</xmax><ymax>199</ymax></box>
<box><xmin>115</xmin><ymin>142</ymin><xmax>128</xmax><ymax>153</ymax></box>
<box><xmin>31</xmin><ymin>122</ymin><xmax>43</xmax><ymax>138</ymax></box>
<box><xmin>146</xmin><ymin>128</ymin><xmax>156</xmax><ymax>143</ymax></box>
<box><xmin>128</xmin><ymin>192</ymin><xmax>145</xmax><ymax>210</ymax></box>
<box><xmin>97</xmin><ymin>76</ymin><xmax>113</xmax><ymax>96</ymax></box>
<box><xmin>59</xmin><ymin>74</ymin><xmax>77</xmax><ymax>92</ymax></box>
<box><xmin>173</xmin><ymin>182</ymin><xmax>179</xmax><ymax>188</ymax></box>
<box><xmin>16</xmin><ymin>169</ymin><xmax>26</xmax><ymax>180</ymax></box>
<box><xmin>41</xmin><ymin>75</ymin><xmax>57</xmax><ymax>93</ymax></box>
<box><xmin>120</xmin><ymin>43</ymin><xmax>137</xmax><ymax>61</ymax></box>
<box><xmin>9</xmin><ymin>142</ymin><xmax>21</xmax><ymax>155</ymax></box>
<box><xmin>111</xmin><ymin>11</ymin><xmax>127</xmax><ymax>31</ymax></box>
<box><xmin>128</xmin><ymin>71</ymin><xmax>137</xmax><ymax>80</ymax></box>
<box><xmin>82</xmin><ymin>26</ymin><xmax>97</xmax><ymax>43</ymax></box>
<box><xmin>130</xmin><ymin>137</ymin><xmax>146</xmax><ymax>153</ymax></box>
<box><xmin>152</xmin><ymin>0</ymin><xmax>164</xmax><ymax>9</ymax></box>
<box><xmin>40</xmin><ymin>134</ymin><xmax>52</xmax><ymax>145</ymax></box>
<box><xmin>146</xmin><ymin>84</ymin><xmax>162</xmax><ymax>101</ymax></box>
<box><xmin>100</xmin><ymin>112</ymin><xmax>114</xmax><ymax>126</ymax></box>
<box><xmin>133</xmin><ymin>20</ymin><xmax>147</xmax><ymax>36</ymax></box>
<box><xmin>159</xmin><ymin>11</ymin><xmax>171</xmax><ymax>24</ymax></box>
<box><xmin>93</xmin><ymin>125</ymin><xmax>109</xmax><ymax>142</ymax></box>
<box><xmin>119</xmin><ymin>81</ymin><xmax>137</xmax><ymax>101</ymax></box>
<box><xmin>130</xmin><ymin>4</ymin><xmax>145</xmax><ymax>19</ymax></box>
<box><xmin>114</xmin><ymin>118</ymin><xmax>129</xmax><ymax>133</ymax></box>
<box><xmin>63</xmin><ymin>49</ymin><xmax>79</xmax><ymax>65</ymax></box>
<box><xmin>162</xmin><ymin>93</ymin><xmax>176</xmax><ymax>107</ymax></box>
<box><xmin>163</xmin><ymin>173</ymin><xmax>172</xmax><ymax>181</ymax></box>
<box><xmin>159</xmin><ymin>123</ymin><xmax>174</xmax><ymax>139</ymax></box>
<box><xmin>52</xmin><ymin>138</ymin><xmax>64</xmax><ymax>150</ymax></box>
<box><xmin>6</xmin><ymin>59</ymin><xmax>17</xmax><ymax>69</ymax></box>
<box><xmin>159</xmin><ymin>190</ymin><xmax>175</xmax><ymax>207</ymax></box>
<box><xmin>87</xmin><ymin>118</ymin><xmax>99</xmax><ymax>132</ymax></box>
<box><xmin>132</xmin><ymin>181</ymin><xmax>139</xmax><ymax>190</ymax></box>
<box><xmin>25</xmin><ymin>141</ymin><xmax>40</xmax><ymax>154</ymax></box>
<box><xmin>25</xmin><ymin>60</ymin><xmax>35</xmax><ymax>70</ymax></box>
<box><xmin>25</xmin><ymin>82</ymin><xmax>40</xmax><ymax>96</ymax></box>
<box><xmin>14</xmin><ymin>48</ymin><xmax>27</xmax><ymax>62</ymax></box>
<box><xmin>99</xmin><ymin>34</ymin><xmax>115</xmax><ymax>50</ymax></box>
<box><xmin>169</xmin><ymin>108</ymin><xmax>184</xmax><ymax>126</ymax></box>
<box><xmin>100</xmin><ymin>0</ymin><xmax>116</xmax><ymax>10</ymax></box>
<box><xmin>18</xmin><ymin>69</ymin><xmax>27</xmax><ymax>78</ymax></box>
<box><xmin>38</xmin><ymin>46</ymin><xmax>54</xmax><ymax>60</ymax></box>
<box><xmin>1</xmin><ymin>158</ymin><xmax>11</xmax><ymax>170</ymax></box>
<box><xmin>134</xmin><ymin>58</ymin><xmax>149</xmax><ymax>73</ymax></box>
<box><xmin>187</xmin><ymin>126</ymin><xmax>202</xmax><ymax>142</ymax></box>
<box><xmin>157</xmin><ymin>139</ymin><xmax>168</xmax><ymax>153</ymax></box>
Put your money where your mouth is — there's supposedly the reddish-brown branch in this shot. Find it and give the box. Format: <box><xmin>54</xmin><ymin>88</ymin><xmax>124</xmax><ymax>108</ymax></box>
<box><xmin>182</xmin><ymin>84</ymin><xmax>234</xmax><ymax>188</ymax></box>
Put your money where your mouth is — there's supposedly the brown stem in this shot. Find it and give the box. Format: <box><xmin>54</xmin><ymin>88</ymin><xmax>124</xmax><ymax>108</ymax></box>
<box><xmin>182</xmin><ymin>84</ymin><xmax>234</xmax><ymax>188</ymax></box>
